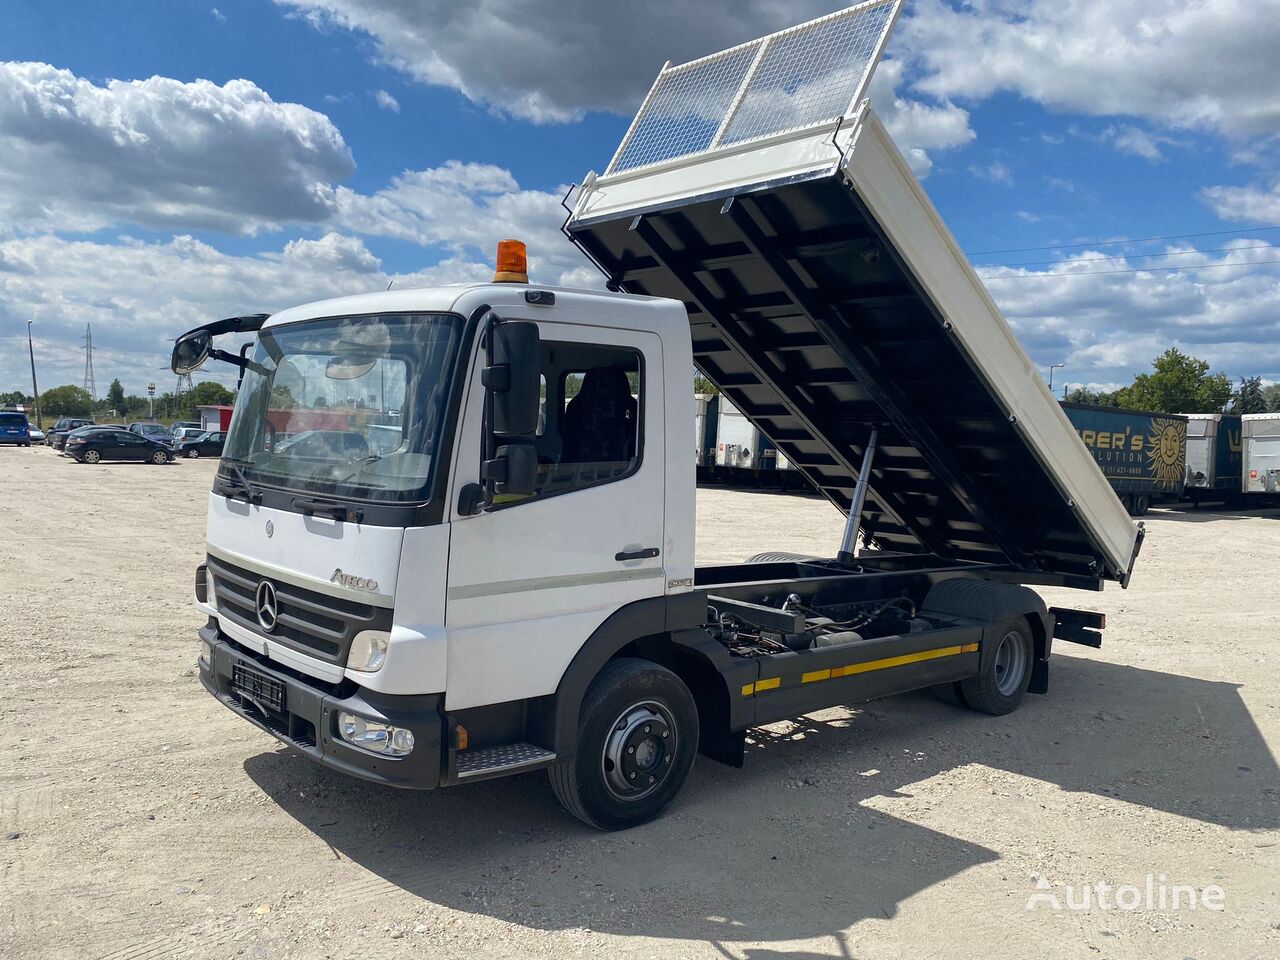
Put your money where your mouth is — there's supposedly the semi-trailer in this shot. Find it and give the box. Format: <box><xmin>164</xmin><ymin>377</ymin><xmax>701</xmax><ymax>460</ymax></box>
<box><xmin>1242</xmin><ymin>413</ymin><xmax>1280</xmax><ymax>500</ymax></box>
<box><xmin>1060</xmin><ymin>403</ymin><xmax>1188</xmax><ymax>516</ymax></box>
<box><xmin>1184</xmin><ymin>413</ymin><xmax>1242</xmax><ymax>507</ymax></box>
<box><xmin>175</xmin><ymin>2</ymin><xmax>1140</xmax><ymax>830</ymax></box>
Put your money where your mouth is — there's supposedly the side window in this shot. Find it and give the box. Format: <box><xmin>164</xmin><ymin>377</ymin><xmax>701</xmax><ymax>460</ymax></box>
<box><xmin>497</xmin><ymin>340</ymin><xmax>642</xmax><ymax>506</ymax></box>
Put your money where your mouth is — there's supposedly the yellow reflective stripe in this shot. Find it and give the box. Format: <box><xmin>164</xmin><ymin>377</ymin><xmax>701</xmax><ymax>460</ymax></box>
<box><xmin>741</xmin><ymin>643</ymin><xmax>979</xmax><ymax>695</ymax></box>
<box><xmin>830</xmin><ymin>644</ymin><xmax>971</xmax><ymax>678</ymax></box>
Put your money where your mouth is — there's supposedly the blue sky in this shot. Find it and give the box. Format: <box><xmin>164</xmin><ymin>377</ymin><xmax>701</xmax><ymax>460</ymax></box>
<box><xmin>2</xmin><ymin>0</ymin><xmax>1279</xmax><ymax>397</ymax></box>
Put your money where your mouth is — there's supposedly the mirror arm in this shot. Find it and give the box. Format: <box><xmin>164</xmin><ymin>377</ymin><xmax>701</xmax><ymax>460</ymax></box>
<box><xmin>209</xmin><ymin>348</ymin><xmax>248</xmax><ymax>370</ymax></box>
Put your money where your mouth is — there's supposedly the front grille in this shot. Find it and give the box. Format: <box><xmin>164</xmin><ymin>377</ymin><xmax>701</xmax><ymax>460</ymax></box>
<box><xmin>208</xmin><ymin>553</ymin><xmax>392</xmax><ymax>665</ymax></box>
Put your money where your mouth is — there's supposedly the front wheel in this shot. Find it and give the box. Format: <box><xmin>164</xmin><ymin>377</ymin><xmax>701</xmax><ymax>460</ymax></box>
<box><xmin>548</xmin><ymin>658</ymin><xmax>699</xmax><ymax>830</ymax></box>
<box><xmin>186</xmin><ymin>448</ymin><xmax>200</xmax><ymax>458</ymax></box>
<box><xmin>151</xmin><ymin>450</ymin><xmax>169</xmax><ymax>464</ymax></box>
<box><xmin>83</xmin><ymin>449</ymin><xmax>101</xmax><ymax>464</ymax></box>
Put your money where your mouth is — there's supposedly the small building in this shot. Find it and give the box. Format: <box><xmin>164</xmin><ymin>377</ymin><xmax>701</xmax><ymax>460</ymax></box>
<box><xmin>196</xmin><ymin>405</ymin><xmax>234</xmax><ymax>432</ymax></box>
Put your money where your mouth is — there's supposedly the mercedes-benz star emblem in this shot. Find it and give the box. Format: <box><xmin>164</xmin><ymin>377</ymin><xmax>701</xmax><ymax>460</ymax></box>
<box><xmin>255</xmin><ymin>580</ymin><xmax>278</xmax><ymax>632</ymax></box>
<box><xmin>264</xmin><ymin>520</ymin><xmax>274</xmax><ymax>538</ymax></box>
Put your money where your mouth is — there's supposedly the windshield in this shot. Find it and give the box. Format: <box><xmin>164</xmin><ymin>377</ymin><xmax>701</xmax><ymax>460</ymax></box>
<box><xmin>220</xmin><ymin>312</ymin><xmax>462</xmax><ymax>503</ymax></box>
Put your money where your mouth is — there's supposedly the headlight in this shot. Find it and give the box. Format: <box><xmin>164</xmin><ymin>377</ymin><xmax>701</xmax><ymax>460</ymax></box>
<box><xmin>336</xmin><ymin>711</ymin><xmax>415</xmax><ymax>756</ymax></box>
<box><xmin>346</xmin><ymin>630</ymin><xmax>390</xmax><ymax>672</ymax></box>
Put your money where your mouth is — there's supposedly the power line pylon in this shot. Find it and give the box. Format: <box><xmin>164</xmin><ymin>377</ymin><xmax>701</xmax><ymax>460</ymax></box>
<box><xmin>82</xmin><ymin>324</ymin><xmax>97</xmax><ymax>404</ymax></box>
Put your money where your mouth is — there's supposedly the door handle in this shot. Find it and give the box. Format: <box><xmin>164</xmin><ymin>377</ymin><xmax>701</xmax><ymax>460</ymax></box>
<box><xmin>615</xmin><ymin>547</ymin><xmax>660</xmax><ymax>562</ymax></box>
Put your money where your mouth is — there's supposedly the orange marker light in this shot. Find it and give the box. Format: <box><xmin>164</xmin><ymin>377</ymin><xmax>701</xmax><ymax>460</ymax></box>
<box><xmin>494</xmin><ymin>239</ymin><xmax>528</xmax><ymax>283</ymax></box>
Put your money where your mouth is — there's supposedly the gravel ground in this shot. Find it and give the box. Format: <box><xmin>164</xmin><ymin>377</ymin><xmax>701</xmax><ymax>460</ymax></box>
<box><xmin>2</xmin><ymin>444</ymin><xmax>1278</xmax><ymax>960</ymax></box>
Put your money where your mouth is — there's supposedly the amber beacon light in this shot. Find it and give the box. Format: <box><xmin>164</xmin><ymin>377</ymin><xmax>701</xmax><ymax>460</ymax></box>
<box><xmin>493</xmin><ymin>239</ymin><xmax>529</xmax><ymax>283</ymax></box>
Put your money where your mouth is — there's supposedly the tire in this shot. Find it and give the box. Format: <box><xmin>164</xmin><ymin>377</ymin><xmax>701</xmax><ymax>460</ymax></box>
<box><xmin>186</xmin><ymin>448</ymin><xmax>200</xmax><ymax>458</ymax></box>
<box><xmin>151</xmin><ymin>450</ymin><xmax>168</xmax><ymax>465</ymax></box>
<box><xmin>83</xmin><ymin>449</ymin><xmax>101</xmax><ymax>464</ymax></box>
<box><xmin>548</xmin><ymin>658</ymin><xmax>699</xmax><ymax>831</ymax></box>
<box><xmin>958</xmin><ymin>618</ymin><xmax>1033</xmax><ymax>716</ymax></box>
<box><xmin>1133</xmin><ymin>494</ymin><xmax>1150</xmax><ymax>516</ymax></box>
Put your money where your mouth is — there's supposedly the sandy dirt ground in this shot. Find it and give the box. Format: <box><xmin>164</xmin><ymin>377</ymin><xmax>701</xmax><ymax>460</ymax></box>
<box><xmin>2</xmin><ymin>444</ymin><xmax>1278</xmax><ymax>960</ymax></box>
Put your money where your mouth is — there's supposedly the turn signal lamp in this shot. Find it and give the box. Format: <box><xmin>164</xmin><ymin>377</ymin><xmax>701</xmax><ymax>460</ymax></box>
<box><xmin>494</xmin><ymin>239</ymin><xmax>529</xmax><ymax>283</ymax></box>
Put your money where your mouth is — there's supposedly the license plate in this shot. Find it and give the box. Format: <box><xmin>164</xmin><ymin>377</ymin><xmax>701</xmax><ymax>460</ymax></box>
<box><xmin>233</xmin><ymin>664</ymin><xmax>286</xmax><ymax>712</ymax></box>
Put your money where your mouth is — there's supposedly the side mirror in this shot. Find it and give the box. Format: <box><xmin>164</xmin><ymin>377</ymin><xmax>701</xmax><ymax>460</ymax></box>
<box><xmin>482</xmin><ymin>442</ymin><xmax>537</xmax><ymax>497</ymax></box>
<box><xmin>484</xmin><ymin>320</ymin><xmax>540</xmax><ymax>437</ymax></box>
<box><xmin>172</xmin><ymin>330</ymin><xmax>212</xmax><ymax>375</ymax></box>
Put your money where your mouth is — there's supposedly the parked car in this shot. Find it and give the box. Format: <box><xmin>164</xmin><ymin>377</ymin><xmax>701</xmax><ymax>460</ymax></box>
<box><xmin>27</xmin><ymin>425</ymin><xmax>46</xmax><ymax>443</ymax></box>
<box><xmin>174</xmin><ymin>430</ymin><xmax>226</xmax><ymax>458</ymax></box>
<box><xmin>170</xmin><ymin>421</ymin><xmax>202</xmax><ymax>437</ymax></box>
<box><xmin>0</xmin><ymin>411</ymin><xmax>32</xmax><ymax>446</ymax></box>
<box><xmin>129</xmin><ymin>422</ymin><xmax>174</xmax><ymax>442</ymax></box>
<box><xmin>57</xmin><ymin>424</ymin><xmax>124</xmax><ymax>453</ymax></box>
<box><xmin>172</xmin><ymin>427</ymin><xmax>206</xmax><ymax>443</ymax></box>
<box><xmin>47</xmin><ymin>417</ymin><xmax>95</xmax><ymax>448</ymax></box>
<box><xmin>66</xmin><ymin>429</ymin><xmax>174</xmax><ymax>464</ymax></box>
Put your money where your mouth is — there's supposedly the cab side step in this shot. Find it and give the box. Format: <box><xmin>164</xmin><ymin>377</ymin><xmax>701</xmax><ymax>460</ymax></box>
<box><xmin>455</xmin><ymin>742</ymin><xmax>557</xmax><ymax>780</ymax></box>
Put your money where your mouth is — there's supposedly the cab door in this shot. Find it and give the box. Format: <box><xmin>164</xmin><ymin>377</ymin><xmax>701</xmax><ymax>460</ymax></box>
<box><xmin>444</xmin><ymin>312</ymin><xmax>666</xmax><ymax>711</ymax></box>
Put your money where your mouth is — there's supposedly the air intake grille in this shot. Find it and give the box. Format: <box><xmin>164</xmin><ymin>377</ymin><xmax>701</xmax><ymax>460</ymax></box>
<box><xmin>207</xmin><ymin>554</ymin><xmax>392</xmax><ymax>664</ymax></box>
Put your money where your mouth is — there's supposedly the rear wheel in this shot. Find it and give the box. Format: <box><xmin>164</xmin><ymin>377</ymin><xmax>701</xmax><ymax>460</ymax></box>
<box><xmin>83</xmin><ymin>449</ymin><xmax>100</xmax><ymax>464</ymax></box>
<box><xmin>958</xmin><ymin>619</ymin><xmax>1033</xmax><ymax>715</ymax></box>
<box><xmin>186</xmin><ymin>448</ymin><xmax>200</xmax><ymax>458</ymax></box>
<box><xmin>151</xmin><ymin>449</ymin><xmax>168</xmax><ymax>465</ymax></box>
<box><xmin>549</xmin><ymin>658</ymin><xmax>699</xmax><ymax>830</ymax></box>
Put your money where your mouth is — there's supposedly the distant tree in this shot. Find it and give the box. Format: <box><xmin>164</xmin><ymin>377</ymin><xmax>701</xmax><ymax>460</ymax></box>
<box><xmin>41</xmin><ymin>384</ymin><xmax>93</xmax><ymax>416</ymax></box>
<box><xmin>0</xmin><ymin>390</ymin><xmax>31</xmax><ymax>407</ymax></box>
<box><xmin>693</xmin><ymin>373</ymin><xmax>720</xmax><ymax>396</ymax></box>
<box><xmin>1114</xmin><ymin>348</ymin><xmax>1232</xmax><ymax>414</ymax></box>
<box><xmin>312</xmin><ymin>396</ymin><xmax>329</xmax><ymax>408</ymax></box>
<box><xmin>1263</xmin><ymin>382</ymin><xmax>1280</xmax><ymax>413</ymax></box>
<box><xmin>106</xmin><ymin>378</ymin><xmax>126</xmax><ymax>413</ymax></box>
<box><xmin>189</xmin><ymin>380</ymin><xmax>235</xmax><ymax>407</ymax></box>
<box><xmin>269</xmin><ymin>385</ymin><xmax>297</xmax><ymax>409</ymax></box>
<box><xmin>1229</xmin><ymin>376</ymin><xmax>1267</xmax><ymax>415</ymax></box>
<box><xmin>1063</xmin><ymin>386</ymin><xmax>1119</xmax><ymax>407</ymax></box>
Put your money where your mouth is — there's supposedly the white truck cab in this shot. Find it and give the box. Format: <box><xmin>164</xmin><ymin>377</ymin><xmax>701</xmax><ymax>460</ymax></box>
<box><xmin>179</xmin><ymin>3</ymin><xmax>1139</xmax><ymax>829</ymax></box>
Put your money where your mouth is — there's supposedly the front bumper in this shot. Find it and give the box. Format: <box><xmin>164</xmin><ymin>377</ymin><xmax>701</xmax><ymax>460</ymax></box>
<box><xmin>200</xmin><ymin>622</ymin><xmax>444</xmax><ymax>789</ymax></box>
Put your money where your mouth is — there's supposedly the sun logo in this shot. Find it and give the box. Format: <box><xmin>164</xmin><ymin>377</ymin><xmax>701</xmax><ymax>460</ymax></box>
<box><xmin>1145</xmin><ymin>418</ymin><xmax>1186</xmax><ymax>489</ymax></box>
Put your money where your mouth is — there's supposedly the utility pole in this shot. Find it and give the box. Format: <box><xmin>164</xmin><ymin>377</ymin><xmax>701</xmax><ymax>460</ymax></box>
<box><xmin>27</xmin><ymin>320</ymin><xmax>42</xmax><ymax>429</ymax></box>
<box><xmin>1048</xmin><ymin>362</ymin><xmax>1065</xmax><ymax>391</ymax></box>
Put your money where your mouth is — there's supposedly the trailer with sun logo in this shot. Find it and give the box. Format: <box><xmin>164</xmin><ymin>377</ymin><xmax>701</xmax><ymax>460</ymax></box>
<box><xmin>1059</xmin><ymin>403</ymin><xmax>1187</xmax><ymax>516</ymax></box>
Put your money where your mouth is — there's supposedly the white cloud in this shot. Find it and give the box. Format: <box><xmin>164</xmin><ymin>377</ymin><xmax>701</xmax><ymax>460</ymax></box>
<box><xmin>1202</xmin><ymin>181</ymin><xmax>1280</xmax><ymax>224</ymax></box>
<box><xmin>275</xmin><ymin>0</ymin><xmax>854</xmax><ymax>123</ymax></box>
<box><xmin>373</xmin><ymin>89</ymin><xmax>399</xmax><ymax>112</ymax></box>
<box><xmin>901</xmin><ymin>0</ymin><xmax>1280</xmax><ymax>139</ymax></box>
<box><xmin>0</xmin><ymin>61</ymin><xmax>353</xmax><ymax>235</ymax></box>
<box><xmin>210</xmin><ymin>7</ymin><xmax>226</xmax><ymax>23</ymax></box>
<box><xmin>867</xmin><ymin>59</ymin><xmax>974</xmax><ymax>177</ymax></box>
<box><xmin>0</xmin><ymin>232</ymin><xmax>509</xmax><ymax>396</ymax></box>
<box><xmin>1103</xmin><ymin>125</ymin><xmax>1176</xmax><ymax>161</ymax></box>
<box><xmin>978</xmin><ymin>243</ymin><xmax>1280</xmax><ymax>384</ymax></box>
<box><xmin>331</xmin><ymin>160</ymin><xmax>575</xmax><ymax>276</ymax></box>
<box><xmin>970</xmin><ymin>160</ymin><xmax>1013</xmax><ymax>185</ymax></box>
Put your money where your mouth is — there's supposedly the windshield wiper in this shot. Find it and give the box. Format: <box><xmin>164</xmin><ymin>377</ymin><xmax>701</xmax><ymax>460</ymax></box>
<box><xmin>333</xmin><ymin>454</ymin><xmax>382</xmax><ymax>486</ymax></box>
<box><xmin>218</xmin><ymin>459</ymin><xmax>262</xmax><ymax>505</ymax></box>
